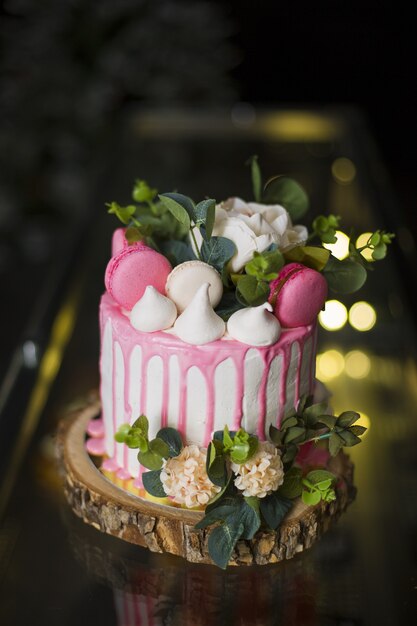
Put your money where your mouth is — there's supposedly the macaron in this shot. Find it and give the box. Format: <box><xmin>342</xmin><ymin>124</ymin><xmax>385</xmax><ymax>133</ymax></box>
<box><xmin>105</xmin><ymin>245</ymin><xmax>172</xmax><ymax>311</ymax></box>
<box><xmin>166</xmin><ymin>260</ymin><xmax>223</xmax><ymax>313</ymax></box>
<box><xmin>269</xmin><ymin>262</ymin><xmax>327</xmax><ymax>327</ymax></box>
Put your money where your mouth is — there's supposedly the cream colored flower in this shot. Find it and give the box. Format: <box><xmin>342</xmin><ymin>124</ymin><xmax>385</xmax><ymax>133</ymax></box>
<box><xmin>231</xmin><ymin>441</ymin><xmax>284</xmax><ymax>498</ymax></box>
<box><xmin>193</xmin><ymin>197</ymin><xmax>308</xmax><ymax>272</ymax></box>
<box><xmin>160</xmin><ymin>444</ymin><xmax>220</xmax><ymax>508</ymax></box>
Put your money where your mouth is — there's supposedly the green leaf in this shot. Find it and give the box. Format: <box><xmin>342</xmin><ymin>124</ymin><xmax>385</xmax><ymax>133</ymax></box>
<box><xmin>236</xmin><ymin>275</ymin><xmax>270</xmax><ymax>306</ymax></box>
<box><xmin>338</xmin><ymin>430</ymin><xmax>362</xmax><ymax>447</ymax></box>
<box><xmin>281</xmin><ymin>416</ymin><xmax>299</xmax><ymax>430</ymax></box>
<box><xmin>260</xmin><ymin>491</ymin><xmax>293</xmax><ymax>529</ymax></box>
<box><xmin>350</xmin><ymin>425</ymin><xmax>367</xmax><ymax>436</ymax></box>
<box><xmin>194</xmin><ymin>499</ymin><xmax>240</xmax><ymax>529</ymax></box>
<box><xmin>278</xmin><ymin>467</ymin><xmax>303</xmax><ymax>499</ymax></box>
<box><xmin>337</xmin><ymin>411</ymin><xmax>360</xmax><ymax>428</ymax></box>
<box><xmin>281</xmin><ymin>443</ymin><xmax>299</xmax><ymax>465</ymax></box>
<box><xmin>329</xmin><ymin>433</ymin><xmax>344</xmax><ymax>456</ymax></box>
<box><xmin>158</xmin><ymin>193</ymin><xmax>193</xmax><ymax>229</ymax></box>
<box><xmin>323</xmin><ymin>255</ymin><xmax>367</xmax><ymax>294</ymax></box>
<box><xmin>248</xmin><ymin>155</ymin><xmax>262</xmax><ymax>202</ymax></box>
<box><xmin>114</xmin><ymin>423</ymin><xmax>131</xmax><ymax>443</ymax></box>
<box><xmin>223</xmin><ymin>425</ymin><xmax>234</xmax><ymax>449</ymax></box>
<box><xmin>269</xmin><ymin>424</ymin><xmax>283</xmax><ymax>445</ymax></box>
<box><xmin>149</xmin><ymin>437</ymin><xmax>170</xmax><ymax>458</ymax></box>
<box><xmin>263</xmin><ymin>176</ymin><xmax>309</xmax><ymax>220</ymax></box>
<box><xmin>159</xmin><ymin>240</ymin><xmax>195</xmax><ymax>266</ymax></box>
<box><xmin>316</xmin><ymin>479</ymin><xmax>333</xmax><ymax>491</ymax></box>
<box><xmin>125</xmin><ymin>226</ymin><xmax>144</xmax><ymax>244</ymax></box>
<box><xmin>237</xmin><ymin>498</ymin><xmax>261</xmax><ymax>540</ymax></box>
<box><xmin>138</xmin><ymin>447</ymin><xmax>164</xmax><ymax>470</ymax></box>
<box><xmin>125</xmin><ymin>432</ymin><xmax>147</xmax><ymax>450</ymax></box>
<box><xmin>208</xmin><ymin>520</ymin><xmax>244</xmax><ymax>569</ymax></box>
<box><xmin>200</xmin><ymin>236</ymin><xmax>236</xmax><ymax>273</ymax></box>
<box><xmin>284</xmin><ymin>246</ymin><xmax>330</xmax><ymax>271</ymax></box>
<box><xmin>206</xmin><ymin>441</ymin><xmax>227</xmax><ymax>487</ymax></box>
<box><xmin>156</xmin><ymin>427</ymin><xmax>183</xmax><ymax>457</ymax></box>
<box><xmin>246</xmin><ymin>435</ymin><xmax>259</xmax><ymax>461</ymax></box>
<box><xmin>132</xmin><ymin>415</ymin><xmax>149</xmax><ymax>437</ymax></box>
<box><xmin>142</xmin><ymin>469</ymin><xmax>166</xmax><ymax>498</ymax></box>
<box><xmin>317</xmin><ymin>414</ymin><xmax>337</xmax><ymax>429</ymax></box>
<box><xmin>132</xmin><ymin>179</ymin><xmax>157</xmax><ymax>203</ymax></box>
<box><xmin>306</xmin><ymin>469</ymin><xmax>336</xmax><ymax>486</ymax></box>
<box><xmin>283</xmin><ymin>426</ymin><xmax>306</xmax><ymax>444</ymax></box>
<box><xmin>302</xmin><ymin>490</ymin><xmax>321</xmax><ymax>506</ymax></box>
<box><xmin>106</xmin><ymin>202</ymin><xmax>136</xmax><ymax>225</ymax></box>
<box><xmin>245</xmin><ymin>250</ymin><xmax>284</xmax><ymax>281</ymax></box>
<box><xmin>215</xmin><ymin>291</ymin><xmax>245</xmax><ymax>321</ymax></box>
<box><xmin>195</xmin><ymin>199</ymin><xmax>216</xmax><ymax>240</ymax></box>
<box><xmin>303</xmin><ymin>401</ymin><xmax>329</xmax><ymax>424</ymax></box>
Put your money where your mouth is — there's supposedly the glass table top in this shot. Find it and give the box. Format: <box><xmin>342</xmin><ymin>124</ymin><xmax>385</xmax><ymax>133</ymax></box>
<box><xmin>1</xmin><ymin>107</ymin><xmax>417</xmax><ymax>626</ymax></box>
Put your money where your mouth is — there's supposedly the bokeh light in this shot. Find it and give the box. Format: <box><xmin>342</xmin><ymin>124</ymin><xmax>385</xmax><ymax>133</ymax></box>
<box><xmin>356</xmin><ymin>232</ymin><xmax>374</xmax><ymax>261</ymax></box>
<box><xmin>331</xmin><ymin>157</ymin><xmax>356</xmax><ymax>184</ymax></box>
<box><xmin>316</xmin><ymin>350</ymin><xmax>345</xmax><ymax>381</ymax></box>
<box><xmin>349</xmin><ymin>301</ymin><xmax>377</xmax><ymax>331</ymax></box>
<box><xmin>319</xmin><ymin>300</ymin><xmax>348</xmax><ymax>331</ymax></box>
<box><xmin>345</xmin><ymin>350</ymin><xmax>371</xmax><ymax>379</ymax></box>
<box><xmin>323</xmin><ymin>230</ymin><xmax>350</xmax><ymax>260</ymax></box>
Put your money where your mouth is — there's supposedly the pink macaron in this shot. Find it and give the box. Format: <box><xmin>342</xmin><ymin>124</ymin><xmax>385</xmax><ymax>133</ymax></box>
<box><xmin>269</xmin><ymin>262</ymin><xmax>328</xmax><ymax>328</ymax></box>
<box><xmin>105</xmin><ymin>242</ymin><xmax>172</xmax><ymax>311</ymax></box>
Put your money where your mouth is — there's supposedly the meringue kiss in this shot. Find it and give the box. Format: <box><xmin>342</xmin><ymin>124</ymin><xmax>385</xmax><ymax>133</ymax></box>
<box><xmin>227</xmin><ymin>303</ymin><xmax>281</xmax><ymax>346</ymax></box>
<box><xmin>130</xmin><ymin>286</ymin><xmax>177</xmax><ymax>332</ymax></box>
<box><xmin>174</xmin><ymin>283</ymin><xmax>225</xmax><ymax>345</ymax></box>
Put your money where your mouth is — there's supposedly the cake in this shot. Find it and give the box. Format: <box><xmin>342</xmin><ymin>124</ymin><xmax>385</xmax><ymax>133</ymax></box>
<box><xmin>83</xmin><ymin>160</ymin><xmax>393</xmax><ymax>568</ymax></box>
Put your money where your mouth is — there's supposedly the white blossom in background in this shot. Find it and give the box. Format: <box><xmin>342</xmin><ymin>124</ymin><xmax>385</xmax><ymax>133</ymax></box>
<box><xmin>160</xmin><ymin>444</ymin><xmax>220</xmax><ymax>508</ymax></box>
<box><xmin>193</xmin><ymin>197</ymin><xmax>308</xmax><ymax>272</ymax></box>
<box><xmin>231</xmin><ymin>441</ymin><xmax>285</xmax><ymax>498</ymax></box>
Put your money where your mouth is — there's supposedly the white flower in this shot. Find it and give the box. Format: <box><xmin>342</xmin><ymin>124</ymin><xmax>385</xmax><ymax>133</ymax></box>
<box><xmin>160</xmin><ymin>444</ymin><xmax>220</xmax><ymax>508</ymax></box>
<box><xmin>231</xmin><ymin>441</ymin><xmax>284</xmax><ymax>498</ymax></box>
<box><xmin>194</xmin><ymin>197</ymin><xmax>308</xmax><ymax>272</ymax></box>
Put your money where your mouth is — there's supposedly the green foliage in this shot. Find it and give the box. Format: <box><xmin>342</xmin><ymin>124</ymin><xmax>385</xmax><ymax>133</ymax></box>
<box><xmin>259</xmin><ymin>491</ymin><xmax>292</xmax><ymax>529</ymax></box>
<box><xmin>159</xmin><ymin>240</ymin><xmax>195</xmax><ymax>266</ymax></box>
<box><xmin>247</xmin><ymin>155</ymin><xmax>262</xmax><ymax>202</ymax></box>
<box><xmin>132</xmin><ymin>179</ymin><xmax>157</xmax><ymax>203</ymax></box>
<box><xmin>107</xmin><ymin>202</ymin><xmax>136</xmax><ymax>225</ymax></box>
<box><xmin>278</xmin><ymin>466</ymin><xmax>303</xmax><ymax>499</ymax></box>
<box><xmin>200</xmin><ymin>236</ymin><xmax>236</xmax><ymax>274</ymax></box>
<box><xmin>158</xmin><ymin>193</ymin><xmax>193</xmax><ymax>229</ymax></box>
<box><xmin>323</xmin><ymin>255</ymin><xmax>367</xmax><ymax>294</ymax></box>
<box><xmin>215</xmin><ymin>291</ymin><xmax>245</xmax><ymax>321</ymax></box>
<box><xmin>269</xmin><ymin>395</ymin><xmax>366</xmax><ymax>468</ymax></box>
<box><xmin>114</xmin><ymin>415</ymin><xmax>185</xmax><ymax>474</ymax></box>
<box><xmin>312</xmin><ymin>214</ymin><xmax>340</xmax><ymax>244</ymax></box>
<box><xmin>195</xmin><ymin>199</ymin><xmax>216</xmax><ymax>240</ymax></box>
<box><xmin>284</xmin><ymin>245</ymin><xmax>330</xmax><ymax>271</ymax></box>
<box><xmin>142</xmin><ymin>469</ymin><xmax>166</xmax><ymax>498</ymax></box>
<box><xmin>208</xmin><ymin>520</ymin><xmax>245</xmax><ymax>569</ymax></box>
<box><xmin>236</xmin><ymin>274</ymin><xmax>270</xmax><ymax>307</ymax></box>
<box><xmin>245</xmin><ymin>250</ymin><xmax>284</xmax><ymax>282</ymax></box>
<box><xmin>263</xmin><ymin>176</ymin><xmax>309</xmax><ymax>220</ymax></box>
<box><xmin>301</xmin><ymin>469</ymin><xmax>336</xmax><ymax>505</ymax></box>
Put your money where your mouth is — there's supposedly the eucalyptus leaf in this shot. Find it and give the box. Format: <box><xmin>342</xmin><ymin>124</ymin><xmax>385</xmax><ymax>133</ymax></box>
<box><xmin>329</xmin><ymin>433</ymin><xmax>344</xmax><ymax>456</ymax></box>
<box><xmin>138</xmin><ymin>447</ymin><xmax>164</xmax><ymax>470</ymax></box>
<box><xmin>200</xmin><ymin>236</ymin><xmax>236</xmax><ymax>273</ymax></box>
<box><xmin>236</xmin><ymin>275</ymin><xmax>270</xmax><ymax>306</ymax></box>
<box><xmin>350</xmin><ymin>425</ymin><xmax>367</xmax><ymax>436</ymax></box>
<box><xmin>263</xmin><ymin>176</ymin><xmax>309</xmax><ymax>220</ymax></box>
<box><xmin>132</xmin><ymin>415</ymin><xmax>149</xmax><ymax>436</ymax></box>
<box><xmin>156</xmin><ymin>427</ymin><xmax>183</xmax><ymax>457</ymax></box>
<box><xmin>317</xmin><ymin>414</ymin><xmax>337</xmax><ymax>429</ymax></box>
<box><xmin>142</xmin><ymin>469</ymin><xmax>166</xmax><ymax>497</ymax></box>
<box><xmin>269</xmin><ymin>424</ymin><xmax>283</xmax><ymax>445</ymax></box>
<box><xmin>149</xmin><ymin>437</ymin><xmax>170</xmax><ymax>458</ymax></box>
<box><xmin>208</xmin><ymin>521</ymin><xmax>244</xmax><ymax>569</ymax></box>
<box><xmin>159</xmin><ymin>240</ymin><xmax>195</xmax><ymax>266</ymax></box>
<box><xmin>114</xmin><ymin>423</ymin><xmax>131</xmax><ymax>443</ymax></box>
<box><xmin>337</xmin><ymin>430</ymin><xmax>362</xmax><ymax>447</ymax></box>
<box><xmin>302</xmin><ymin>490</ymin><xmax>321</xmax><ymax>506</ymax></box>
<box><xmin>278</xmin><ymin>467</ymin><xmax>303</xmax><ymax>499</ymax></box>
<box><xmin>260</xmin><ymin>491</ymin><xmax>293</xmax><ymax>529</ymax></box>
<box><xmin>306</xmin><ymin>469</ymin><xmax>336</xmax><ymax>486</ymax></box>
<box><xmin>281</xmin><ymin>416</ymin><xmax>299</xmax><ymax>430</ymax></box>
<box><xmin>235</xmin><ymin>498</ymin><xmax>261</xmax><ymax>540</ymax></box>
<box><xmin>158</xmin><ymin>194</ymin><xmax>192</xmax><ymax>229</ymax></box>
<box><xmin>303</xmin><ymin>401</ymin><xmax>329</xmax><ymax>423</ymax></box>
<box><xmin>323</xmin><ymin>255</ymin><xmax>367</xmax><ymax>294</ymax></box>
<box><xmin>284</xmin><ymin>246</ymin><xmax>330</xmax><ymax>271</ymax></box>
<box><xmin>125</xmin><ymin>432</ymin><xmax>147</xmax><ymax>450</ymax></box>
<box><xmin>337</xmin><ymin>411</ymin><xmax>360</xmax><ymax>428</ymax></box>
<box><xmin>106</xmin><ymin>202</ymin><xmax>136</xmax><ymax>225</ymax></box>
<box><xmin>195</xmin><ymin>199</ymin><xmax>216</xmax><ymax>240</ymax></box>
<box><xmin>283</xmin><ymin>426</ymin><xmax>306</xmax><ymax>444</ymax></box>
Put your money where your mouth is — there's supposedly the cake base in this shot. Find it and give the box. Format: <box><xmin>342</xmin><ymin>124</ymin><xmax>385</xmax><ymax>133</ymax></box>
<box><xmin>56</xmin><ymin>393</ymin><xmax>356</xmax><ymax>566</ymax></box>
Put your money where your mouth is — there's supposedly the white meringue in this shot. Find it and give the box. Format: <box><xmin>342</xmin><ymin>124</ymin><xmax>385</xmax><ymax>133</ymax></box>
<box><xmin>130</xmin><ymin>286</ymin><xmax>177</xmax><ymax>332</ymax></box>
<box><xmin>174</xmin><ymin>283</ymin><xmax>225</xmax><ymax>345</ymax></box>
<box><xmin>166</xmin><ymin>260</ymin><xmax>223</xmax><ymax>313</ymax></box>
<box><xmin>227</xmin><ymin>303</ymin><xmax>281</xmax><ymax>346</ymax></box>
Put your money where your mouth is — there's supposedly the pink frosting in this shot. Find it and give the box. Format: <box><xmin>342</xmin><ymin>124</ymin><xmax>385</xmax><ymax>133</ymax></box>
<box><xmin>105</xmin><ymin>244</ymin><xmax>172</xmax><ymax>311</ymax></box>
<box><xmin>269</xmin><ymin>263</ymin><xmax>328</xmax><ymax>328</ymax></box>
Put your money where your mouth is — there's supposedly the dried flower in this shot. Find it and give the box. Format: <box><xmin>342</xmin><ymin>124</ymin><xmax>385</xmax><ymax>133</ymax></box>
<box><xmin>231</xmin><ymin>441</ymin><xmax>284</xmax><ymax>498</ymax></box>
<box><xmin>160</xmin><ymin>444</ymin><xmax>220</xmax><ymax>508</ymax></box>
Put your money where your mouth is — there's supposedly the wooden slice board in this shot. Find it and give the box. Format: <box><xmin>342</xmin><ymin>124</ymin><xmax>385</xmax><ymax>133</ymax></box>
<box><xmin>56</xmin><ymin>393</ymin><xmax>356</xmax><ymax>566</ymax></box>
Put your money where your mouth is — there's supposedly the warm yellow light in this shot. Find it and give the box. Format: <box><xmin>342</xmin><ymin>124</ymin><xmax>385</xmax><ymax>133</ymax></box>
<box><xmin>345</xmin><ymin>350</ymin><xmax>371</xmax><ymax>379</ymax></box>
<box><xmin>331</xmin><ymin>157</ymin><xmax>356</xmax><ymax>184</ymax></box>
<box><xmin>319</xmin><ymin>300</ymin><xmax>348</xmax><ymax>331</ymax></box>
<box><xmin>323</xmin><ymin>230</ymin><xmax>350</xmax><ymax>260</ymax></box>
<box><xmin>316</xmin><ymin>350</ymin><xmax>345</xmax><ymax>381</ymax></box>
<box><xmin>349</xmin><ymin>301</ymin><xmax>377</xmax><ymax>332</ymax></box>
<box><xmin>356</xmin><ymin>232</ymin><xmax>374</xmax><ymax>261</ymax></box>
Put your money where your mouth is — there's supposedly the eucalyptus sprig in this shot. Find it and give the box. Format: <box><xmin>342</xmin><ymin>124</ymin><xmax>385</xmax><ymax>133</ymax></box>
<box><xmin>233</xmin><ymin>249</ymin><xmax>284</xmax><ymax>306</ymax></box>
<box><xmin>115</xmin><ymin>416</ymin><xmax>183</xmax><ymax>497</ymax></box>
<box><xmin>269</xmin><ymin>394</ymin><xmax>367</xmax><ymax>467</ymax></box>
<box><xmin>279</xmin><ymin>466</ymin><xmax>337</xmax><ymax>505</ymax></box>
<box><xmin>311</xmin><ymin>214</ymin><xmax>341</xmax><ymax>244</ymax></box>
